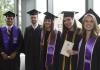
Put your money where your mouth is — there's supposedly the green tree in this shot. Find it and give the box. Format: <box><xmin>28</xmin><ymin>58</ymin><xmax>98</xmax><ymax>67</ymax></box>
<box><xmin>0</xmin><ymin>0</ymin><xmax>14</xmax><ymax>26</ymax></box>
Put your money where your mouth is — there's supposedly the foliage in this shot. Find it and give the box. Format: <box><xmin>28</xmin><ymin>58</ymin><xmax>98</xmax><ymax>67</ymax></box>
<box><xmin>0</xmin><ymin>0</ymin><xmax>14</xmax><ymax>26</ymax></box>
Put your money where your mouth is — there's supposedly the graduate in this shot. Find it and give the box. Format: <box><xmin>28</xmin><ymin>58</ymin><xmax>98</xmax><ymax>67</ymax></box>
<box><xmin>40</xmin><ymin>12</ymin><xmax>61</xmax><ymax>70</ymax></box>
<box><xmin>0</xmin><ymin>11</ymin><xmax>23</xmax><ymax>70</ymax></box>
<box><xmin>24</xmin><ymin>9</ymin><xmax>42</xmax><ymax>70</ymax></box>
<box><xmin>77</xmin><ymin>9</ymin><xmax>100</xmax><ymax>70</ymax></box>
<box><xmin>59</xmin><ymin>11</ymin><xmax>81</xmax><ymax>70</ymax></box>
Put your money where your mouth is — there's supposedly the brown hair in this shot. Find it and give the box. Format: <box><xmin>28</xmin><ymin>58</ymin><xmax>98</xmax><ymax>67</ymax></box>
<box><xmin>62</xmin><ymin>17</ymin><xmax>77</xmax><ymax>39</ymax></box>
<box><xmin>43</xmin><ymin>16</ymin><xmax>54</xmax><ymax>31</ymax></box>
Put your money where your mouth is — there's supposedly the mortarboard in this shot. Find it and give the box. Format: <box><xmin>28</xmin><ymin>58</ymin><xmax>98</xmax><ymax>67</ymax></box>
<box><xmin>27</xmin><ymin>9</ymin><xmax>41</xmax><ymax>15</ymax></box>
<box><xmin>3</xmin><ymin>11</ymin><xmax>16</xmax><ymax>17</ymax></box>
<box><xmin>79</xmin><ymin>9</ymin><xmax>100</xmax><ymax>24</ymax></box>
<box><xmin>61</xmin><ymin>11</ymin><xmax>79</xmax><ymax>18</ymax></box>
<box><xmin>44</xmin><ymin>12</ymin><xmax>58</xmax><ymax>20</ymax></box>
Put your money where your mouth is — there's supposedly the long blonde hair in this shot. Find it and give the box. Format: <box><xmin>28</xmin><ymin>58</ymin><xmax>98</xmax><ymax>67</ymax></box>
<box><xmin>81</xmin><ymin>13</ymin><xmax>99</xmax><ymax>38</ymax></box>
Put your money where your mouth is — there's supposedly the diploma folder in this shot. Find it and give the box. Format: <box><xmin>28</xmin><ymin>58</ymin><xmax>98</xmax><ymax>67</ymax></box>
<box><xmin>60</xmin><ymin>40</ymin><xmax>74</xmax><ymax>57</ymax></box>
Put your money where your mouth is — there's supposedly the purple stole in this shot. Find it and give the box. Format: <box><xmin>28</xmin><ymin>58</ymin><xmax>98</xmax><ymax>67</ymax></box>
<box><xmin>1</xmin><ymin>25</ymin><xmax>19</xmax><ymax>54</ymax></box>
<box><xmin>78</xmin><ymin>37</ymin><xmax>97</xmax><ymax>70</ymax></box>
<box><xmin>40</xmin><ymin>30</ymin><xmax>58</xmax><ymax>65</ymax></box>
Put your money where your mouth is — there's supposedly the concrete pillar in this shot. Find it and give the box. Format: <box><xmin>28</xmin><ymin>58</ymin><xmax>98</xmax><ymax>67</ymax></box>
<box><xmin>47</xmin><ymin>0</ymin><xmax>53</xmax><ymax>13</ymax></box>
<box><xmin>86</xmin><ymin>0</ymin><xmax>93</xmax><ymax>12</ymax></box>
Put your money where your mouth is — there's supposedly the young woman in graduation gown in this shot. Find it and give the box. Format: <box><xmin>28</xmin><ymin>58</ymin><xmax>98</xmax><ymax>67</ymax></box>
<box><xmin>40</xmin><ymin>12</ymin><xmax>61</xmax><ymax>70</ymax></box>
<box><xmin>59</xmin><ymin>11</ymin><xmax>81</xmax><ymax>70</ymax></box>
<box><xmin>77</xmin><ymin>14</ymin><xmax>100</xmax><ymax>70</ymax></box>
<box><xmin>0</xmin><ymin>11</ymin><xmax>23</xmax><ymax>70</ymax></box>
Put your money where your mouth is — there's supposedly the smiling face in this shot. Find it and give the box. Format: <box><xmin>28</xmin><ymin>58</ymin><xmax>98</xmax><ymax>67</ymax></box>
<box><xmin>63</xmin><ymin>17</ymin><xmax>74</xmax><ymax>30</ymax></box>
<box><xmin>6</xmin><ymin>16</ymin><xmax>14</xmax><ymax>26</ymax></box>
<box><xmin>44</xmin><ymin>19</ymin><xmax>52</xmax><ymax>31</ymax></box>
<box><xmin>83</xmin><ymin>15</ymin><xmax>94</xmax><ymax>31</ymax></box>
<box><xmin>30</xmin><ymin>15</ymin><xmax>38</xmax><ymax>25</ymax></box>
<box><xmin>81</xmin><ymin>14</ymin><xmax>99</xmax><ymax>37</ymax></box>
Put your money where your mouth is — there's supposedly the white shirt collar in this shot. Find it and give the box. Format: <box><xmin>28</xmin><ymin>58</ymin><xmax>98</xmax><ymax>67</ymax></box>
<box><xmin>32</xmin><ymin>23</ymin><xmax>38</xmax><ymax>29</ymax></box>
<box><xmin>6</xmin><ymin>24</ymin><xmax>14</xmax><ymax>30</ymax></box>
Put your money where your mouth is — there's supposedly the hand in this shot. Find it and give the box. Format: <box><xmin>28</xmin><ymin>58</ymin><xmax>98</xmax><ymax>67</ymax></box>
<box><xmin>1</xmin><ymin>52</ymin><xmax>8</xmax><ymax>60</ymax></box>
<box><xmin>67</xmin><ymin>50</ymin><xmax>78</xmax><ymax>55</ymax></box>
<box><xmin>8</xmin><ymin>52</ymin><xmax>16</xmax><ymax>60</ymax></box>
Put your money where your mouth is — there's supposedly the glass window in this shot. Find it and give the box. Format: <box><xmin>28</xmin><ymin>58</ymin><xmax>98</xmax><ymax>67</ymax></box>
<box><xmin>94</xmin><ymin>0</ymin><xmax>100</xmax><ymax>16</ymax></box>
<box><xmin>94</xmin><ymin>0</ymin><xmax>100</xmax><ymax>27</ymax></box>
<box><xmin>18</xmin><ymin>0</ymin><xmax>21</xmax><ymax>29</ymax></box>
<box><xmin>36</xmin><ymin>0</ymin><xmax>47</xmax><ymax>25</ymax></box>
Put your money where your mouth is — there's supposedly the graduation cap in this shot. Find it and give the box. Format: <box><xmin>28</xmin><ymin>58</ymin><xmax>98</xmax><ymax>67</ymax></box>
<box><xmin>27</xmin><ymin>9</ymin><xmax>41</xmax><ymax>15</ymax></box>
<box><xmin>3</xmin><ymin>11</ymin><xmax>16</xmax><ymax>17</ymax></box>
<box><xmin>79</xmin><ymin>9</ymin><xmax>100</xmax><ymax>24</ymax></box>
<box><xmin>44</xmin><ymin>12</ymin><xmax>58</xmax><ymax>20</ymax></box>
<box><xmin>61</xmin><ymin>11</ymin><xmax>79</xmax><ymax>18</ymax></box>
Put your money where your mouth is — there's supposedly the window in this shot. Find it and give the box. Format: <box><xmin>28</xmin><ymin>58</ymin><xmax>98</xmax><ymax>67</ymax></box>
<box><xmin>18</xmin><ymin>0</ymin><xmax>21</xmax><ymax>29</ymax></box>
<box><xmin>36</xmin><ymin>0</ymin><xmax>47</xmax><ymax>25</ymax></box>
<box><xmin>94</xmin><ymin>0</ymin><xmax>100</xmax><ymax>27</ymax></box>
<box><xmin>94</xmin><ymin>0</ymin><xmax>100</xmax><ymax>16</ymax></box>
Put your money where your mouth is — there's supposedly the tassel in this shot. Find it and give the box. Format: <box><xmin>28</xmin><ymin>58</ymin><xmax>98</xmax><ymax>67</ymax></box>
<box><xmin>70</xmin><ymin>63</ymin><xmax>72</xmax><ymax>70</ymax></box>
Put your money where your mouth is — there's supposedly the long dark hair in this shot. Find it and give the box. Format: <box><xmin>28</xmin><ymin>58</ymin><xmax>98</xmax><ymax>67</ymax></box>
<box><xmin>62</xmin><ymin>18</ymin><xmax>77</xmax><ymax>39</ymax></box>
<box><xmin>43</xmin><ymin>16</ymin><xmax>54</xmax><ymax>32</ymax></box>
<box><xmin>42</xmin><ymin>16</ymin><xmax>55</xmax><ymax>43</ymax></box>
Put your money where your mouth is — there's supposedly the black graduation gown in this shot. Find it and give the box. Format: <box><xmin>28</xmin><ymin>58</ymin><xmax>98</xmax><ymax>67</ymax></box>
<box><xmin>0</xmin><ymin>26</ymin><xmax>23</xmax><ymax>70</ymax></box>
<box><xmin>59</xmin><ymin>30</ymin><xmax>81</xmax><ymax>70</ymax></box>
<box><xmin>24</xmin><ymin>25</ymin><xmax>42</xmax><ymax>70</ymax></box>
<box><xmin>77</xmin><ymin>36</ymin><xmax>100</xmax><ymax>70</ymax></box>
<box><xmin>41</xmin><ymin>30</ymin><xmax>61</xmax><ymax>70</ymax></box>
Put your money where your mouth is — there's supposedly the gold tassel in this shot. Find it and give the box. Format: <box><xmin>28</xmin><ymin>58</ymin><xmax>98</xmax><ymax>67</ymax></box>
<box><xmin>70</xmin><ymin>63</ymin><xmax>72</xmax><ymax>70</ymax></box>
<box><xmin>62</xmin><ymin>56</ymin><xmax>65</xmax><ymax>70</ymax></box>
